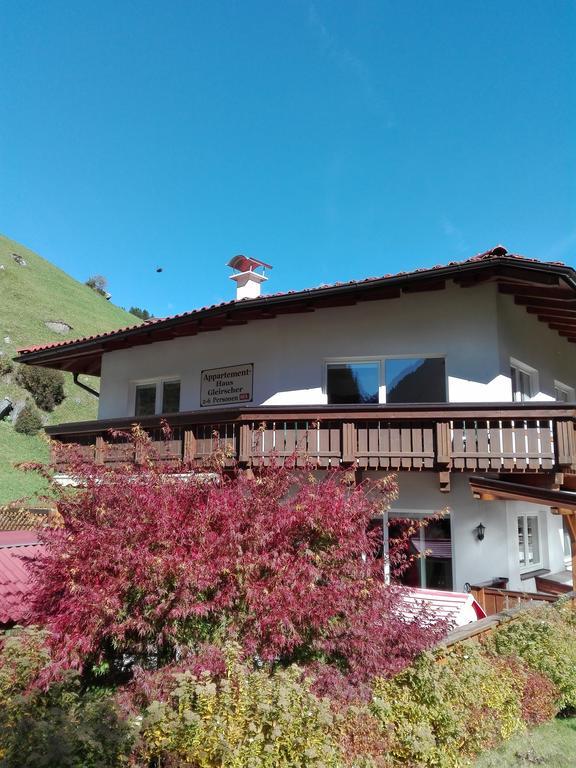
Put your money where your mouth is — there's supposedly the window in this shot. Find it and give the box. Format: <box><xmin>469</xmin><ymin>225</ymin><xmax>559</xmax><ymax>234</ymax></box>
<box><xmin>162</xmin><ymin>381</ymin><xmax>181</xmax><ymax>413</ymax></box>
<box><xmin>135</xmin><ymin>384</ymin><xmax>157</xmax><ymax>417</ymax></box>
<box><xmin>326</xmin><ymin>362</ymin><xmax>379</xmax><ymax>404</ymax></box>
<box><xmin>134</xmin><ymin>379</ymin><xmax>181</xmax><ymax>416</ymax></box>
<box><xmin>562</xmin><ymin>518</ymin><xmax>572</xmax><ymax>563</ymax></box>
<box><xmin>517</xmin><ymin>514</ymin><xmax>541</xmax><ymax>569</ymax></box>
<box><xmin>385</xmin><ymin>358</ymin><xmax>446</xmax><ymax>403</ymax></box>
<box><xmin>386</xmin><ymin>514</ymin><xmax>453</xmax><ymax>590</ymax></box>
<box><xmin>325</xmin><ymin>357</ymin><xmax>446</xmax><ymax>405</ymax></box>
<box><xmin>511</xmin><ymin>361</ymin><xmax>535</xmax><ymax>402</ymax></box>
<box><xmin>555</xmin><ymin>381</ymin><xmax>574</xmax><ymax>402</ymax></box>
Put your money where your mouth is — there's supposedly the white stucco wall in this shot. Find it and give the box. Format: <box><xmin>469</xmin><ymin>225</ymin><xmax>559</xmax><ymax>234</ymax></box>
<box><xmin>98</xmin><ymin>283</ymin><xmax>520</xmax><ymax>418</ymax></box>
<box><xmin>497</xmin><ymin>293</ymin><xmax>576</xmax><ymax>400</ymax></box>
<box><xmin>98</xmin><ymin>283</ymin><xmax>576</xmax><ymax>419</ymax></box>
<box><xmin>369</xmin><ymin>473</ymin><xmax>566</xmax><ymax>592</ymax></box>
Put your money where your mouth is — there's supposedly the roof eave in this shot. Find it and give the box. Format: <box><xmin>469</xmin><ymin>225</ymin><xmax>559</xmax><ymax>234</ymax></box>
<box><xmin>14</xmin><ymin>256</ymin><xmax>576</xmax><ymax>373</ymax></box>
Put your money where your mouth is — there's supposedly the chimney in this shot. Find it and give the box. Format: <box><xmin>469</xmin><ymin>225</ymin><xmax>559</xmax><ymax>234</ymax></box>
<box><xmin>227</xmin><ymin>255</ymin><xmax>273</xmax><ymax>300</ymax></box>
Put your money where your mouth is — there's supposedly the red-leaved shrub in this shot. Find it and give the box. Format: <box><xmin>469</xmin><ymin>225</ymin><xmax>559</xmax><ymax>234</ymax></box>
<box><xmin>28</xmin><ymin>431</ymin><xmax>445</xmax><ymax>684</ymax></box>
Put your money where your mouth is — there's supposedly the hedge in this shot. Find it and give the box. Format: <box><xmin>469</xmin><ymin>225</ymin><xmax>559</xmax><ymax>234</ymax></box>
<box><xmin>1</xmin><ymin>601</ymin><xmax>575</xmax><ymax>767</ymax></box>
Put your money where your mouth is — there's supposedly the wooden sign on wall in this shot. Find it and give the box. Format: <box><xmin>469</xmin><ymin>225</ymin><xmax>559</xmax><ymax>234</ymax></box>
<box><xmin>200</xmin><ymin>364</ymin><xmax>253</xmax><ymax>407</ymax></box>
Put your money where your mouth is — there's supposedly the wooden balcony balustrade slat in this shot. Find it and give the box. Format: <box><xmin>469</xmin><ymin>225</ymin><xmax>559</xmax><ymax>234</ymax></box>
<box><xmin>501</xmin><ymin>422</ymin><xmax>515</xmax><ymax>471</ymax></box>
<box><xmin>318</xmin><ymin>428</ymin><xmax>330</xmax><ymax>468</ymax></box>
<box><xmin>527</xmin><ymin>423</ymin><xmax>541</xmax><ymax>471</ymax></box>
<box><xmin>400</xmin><ymin>427</ymin><xmax>412</xmax><ymax>470</ymax></box>
<box><xmin>368</xmin><ymin>424</ymin><xmax>379</xmax><ymax>469</ymax></box>
<box><xmin>452</xmin><ymin>426</ymin><xmax>465</xmax><ymax>470</ymax></box>
<box><xmin>423</xmin><ymin>427</ymin><xmax>434</xmax><ymax>469</ymax></box>
<box><xmin>389</xmin><ymin>428</ymin><xmax>401</xmax><ymax>469</ymax></box>
<box><xmin>513</xmin><ymin>420</ymin><xmax>527</xmax><ymax>469</ymax></box>
<box><xmin>465</xmin><ymin>423</ymin><xmax>478</xmax><ymax>471</ymax></box>
<box><xmin>380</xmin><ymin>423</ymin><xmax>391</xmax><ymax>469</ymax></box>
<box><xmin>476</xmin><ymin>425</ymin><xmax>490</xmax><ymax>470</ymax></box>
<box><xmin>329</xmin><ymin>427</ymin><xmax>340</xmax><ymax>468</ymax></box>
<box><xmin>411</xmin><ymin>427</ymin><xmax>423</xmax><ymax>470</ymax></box>
<box><xmin>357</xmin><ymin>425</ymin><xmax>368</xmax><ymax>469</ymax></box>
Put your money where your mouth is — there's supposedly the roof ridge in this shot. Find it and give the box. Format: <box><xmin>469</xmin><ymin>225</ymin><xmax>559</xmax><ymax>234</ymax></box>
<box><xmin>15</xmin><ymin>248</ymin><xmax>571</xmax><ymax>358</ymax></box>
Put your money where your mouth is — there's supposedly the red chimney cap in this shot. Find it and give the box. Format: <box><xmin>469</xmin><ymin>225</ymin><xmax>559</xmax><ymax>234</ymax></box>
<box><xmin>227</xmin><ymin>255</ymin><xmax>273</xmax><ymax>273</ymax></box>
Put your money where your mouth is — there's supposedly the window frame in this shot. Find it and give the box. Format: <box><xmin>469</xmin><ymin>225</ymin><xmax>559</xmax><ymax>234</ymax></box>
<box><xmin>131</xmin><ymin>377</ymin><xmax>181</xmax><ymax>416</ymax></box>
<box><xmin>323</xmin><ymin>354</ymin><xmax>448</xmax><ymax>405</ymax></box>
<box><xmin>554</xmin><ymin>380</ymin><xmax>575</xmax><ymax>403</ymax></box>
<box><xmin>562</xmin><ymin>518</ymin><xmax>573</xmax><ymax>567</ymax></box>
<box><xmin>510</xmin><ymin>359</ymin><xmax>538</xmax><ymax>403</ymax></box>
<box><xmin>517</xmin><ymin>512</ymin><xmax>543</xmax><ymax>572</ymax></box>
<box><xmin>387</xmin><ymin>510</ymin><xmax>453</xmax><ymax>590</ymax></box>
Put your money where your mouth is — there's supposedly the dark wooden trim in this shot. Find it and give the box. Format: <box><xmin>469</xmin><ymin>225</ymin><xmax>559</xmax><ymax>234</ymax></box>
<box><xmin>520</xmin><ymin>568</ymin><xmax>550</xmax><ymax>582</ymax></box>
<box><xmin>515</xmin><ymin>297</ymin><xmax>576</xmax><ymax>310</ymax></box>
<box><xmin>499</xmin><ymin>284</ymin><xmax>574</xmax><ymax>299</ymax></box>
<box><xmin>470</xmin><ymin>474</ymin><xmax>576</xmax><ymax>509</ymax></box>
<box><xmin>45</xmin><ymin>401</ymin><xmax>576</xmax><ymax>437</ymax></box>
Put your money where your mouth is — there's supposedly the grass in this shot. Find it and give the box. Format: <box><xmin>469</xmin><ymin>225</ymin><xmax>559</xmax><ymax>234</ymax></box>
<box><xmin>475</xmin><ymin>717</ymin><xmax>576</xmax><ymax>767</ymax></box>
<box><xmin>0</xmin><ymin>233</ymin><xmax>141</xmax><ymax>504</ymax></box>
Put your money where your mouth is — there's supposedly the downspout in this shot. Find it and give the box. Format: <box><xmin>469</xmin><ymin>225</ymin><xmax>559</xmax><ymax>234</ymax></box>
<box><xmin>73</xmin><ymin>373</ymin><xmax>99</xmax><ymax>398</ymax></box>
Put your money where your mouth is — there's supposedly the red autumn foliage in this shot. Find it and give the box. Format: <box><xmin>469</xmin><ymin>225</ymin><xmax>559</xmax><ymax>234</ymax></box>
<box><xmin>28</xmin><ymin>432</ymin><xmax>446</xmax><ymax>683</ymax></box>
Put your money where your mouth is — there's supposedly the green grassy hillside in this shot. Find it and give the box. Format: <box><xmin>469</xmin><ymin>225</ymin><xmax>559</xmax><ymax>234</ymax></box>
<box><xmin>0</xmin><ymin>233</ymin><xmax>141</xmax><ymax>504</ymax></box>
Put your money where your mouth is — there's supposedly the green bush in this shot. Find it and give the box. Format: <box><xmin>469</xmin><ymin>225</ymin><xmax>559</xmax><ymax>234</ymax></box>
<box><xmin>136</xmin><ymin>647</ymin><xmax>342</xmax><ymax>768</ymax></box>
<box><xmin>371</xmin><ymin>643</ymin><xmax>525</xmax><ymax>767</ymax></box>
<box><xmin>0</xmin><ymin>627</ymin><xmax>133</xmax><ymax>768</ymax></box>
<box><xmin>485</xmin><ymin>603</ymin><xmax>576</xmax><ymax>710</ymax></box>
<box><xmin>13</xmin><ymin>402</ymin><xmax>43</xmax><ymax>435</ymax></box>
<box><xmin>0</xmin><ymin>627</ymin><xmax>50</xmax><ymax>705</ymax></box>
<box><xmin>14</xmin><ymin>365</ymin><xmax>65</xmax><ymax>412</ymax></box>
<box><xmin>0</xmin><ymin>356</ymin><xmax>13</xmax><ymax>376</ymax></box>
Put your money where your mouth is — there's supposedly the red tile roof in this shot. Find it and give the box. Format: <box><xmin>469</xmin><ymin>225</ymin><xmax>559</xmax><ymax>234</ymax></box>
<box><xmin>14</xmin><ymin>246</ymin><xmax>575</xmax><ymax>366</ymax></box>
<box><xmin>0</xmin><ymin>532</ymin><xmax>42</xmax><ymax>626</ymax></box>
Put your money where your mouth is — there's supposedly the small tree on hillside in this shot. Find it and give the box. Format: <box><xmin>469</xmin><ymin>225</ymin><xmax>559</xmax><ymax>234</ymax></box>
<box><xmin>15</xmin><ymin>366</ymin><xmax>65</xmax><ymax>412</ymax></box>
<box><xmin>129</xmin><ymin>307</ymin><xmax>151</xmax><ymax>321</ymax></box>
<box><xmin>85</xmin><ymin>275</ymin><xmax>108</xmax><ymax>296</ymax></box>
<box><xmin>14</xmin><ymin>402</ymin><xmax>43</xmax><ymax>435</ymax></box>
<box><xmin>28</xmin><ymin>432</ymin><xmax>445</xmax><ymax>685</ymax></box>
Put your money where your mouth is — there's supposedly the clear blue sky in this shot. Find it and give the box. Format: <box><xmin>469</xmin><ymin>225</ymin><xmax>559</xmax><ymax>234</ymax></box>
<box><xmin>1</xmin><ymin>0</ymin><xmax>575</xmax><ymax>317</ymax></box>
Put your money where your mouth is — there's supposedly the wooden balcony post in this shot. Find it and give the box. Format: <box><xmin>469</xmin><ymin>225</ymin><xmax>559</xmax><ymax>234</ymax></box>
<box><xmin>183</xmin><ymin>429</ymin><xmax>196</xmax><ymax>464</ymax></box>
<box><xmin>435</xmin><ymin>422</ymin><xmax>451</xmax><ymax>466</ymax></box>
<box><xmin>436</xmin><ymin>421</ymin><xmax>451</xmax><ymax>492</ymax></box>
<box><xmin>95</xmin><ymin>436</ymin><xmax>105</xmax><ymax>465</ymax></box>
<box><xmin>556</xmin><ymin>420</ymin><xmax>576</xmax><ymax>470</ymax></box>
<box><xmin>342</xmin><ymin>423</ymin><xmax>357</xmax><ymax>464</ymax></box>
<box><xmin>239</xmin><ymin>423</ymin><xmax>252</xmax><ymax>465</ymax></box>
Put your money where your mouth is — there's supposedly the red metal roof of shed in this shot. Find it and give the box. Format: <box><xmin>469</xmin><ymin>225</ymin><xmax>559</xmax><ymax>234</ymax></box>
<box><xmin>0</xmin><ymin>532</ymin><xmax>42</xmax><ymax>626</ymax></box>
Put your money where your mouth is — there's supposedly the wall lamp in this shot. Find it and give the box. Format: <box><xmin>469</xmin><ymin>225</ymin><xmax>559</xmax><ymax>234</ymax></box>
<box><xmin>475</xmin><ymin>522</ymin><xmax>486</xmax><ymax>542</ymax></box>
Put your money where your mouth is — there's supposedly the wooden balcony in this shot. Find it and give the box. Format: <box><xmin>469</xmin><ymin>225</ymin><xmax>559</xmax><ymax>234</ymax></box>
<box><xmin>46</xmin><ymin>403</ymin><xmax>576</xmax><ymax>486</ymax></box>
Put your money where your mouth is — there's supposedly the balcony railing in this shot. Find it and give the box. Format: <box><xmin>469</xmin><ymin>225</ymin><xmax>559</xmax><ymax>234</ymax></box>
<box><xmin>46</xmin><ymin>403</ymin><xmax>576</xmax><ymax>479</ymax></box>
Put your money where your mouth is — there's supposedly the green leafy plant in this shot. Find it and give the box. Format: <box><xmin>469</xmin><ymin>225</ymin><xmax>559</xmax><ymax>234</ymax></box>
<box><xmin>135</xmin><ymin>645</ymin><xmax>341</xmax><ymax>768</ymax></box>
<box><xmin>15</xmin><ymin>365</ymin><xmax>65</xmax><ymax>411</ymax></box>
<box><xmin>0</xmin><ymin>628</ymin><xmax>133</xmax><ymax>768</ymax></box>
<box><xmin>485</xmin><ymin>604</ymin><xmax>576</xmax><ymax>711</ymax></box>
<box><xmin>13</xmin><ymin>402</ymin><xmax>43</xmax><ymax>435</ymax></box>
<box><xmin>371</xmin><ymin>643</ymin><xmax>525</xmax><ymax>767</ymax></box>
<box><xmin>0</xmin><ymin>356</ymin><xmax>13</xmax><ymax>376</ymax></box>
